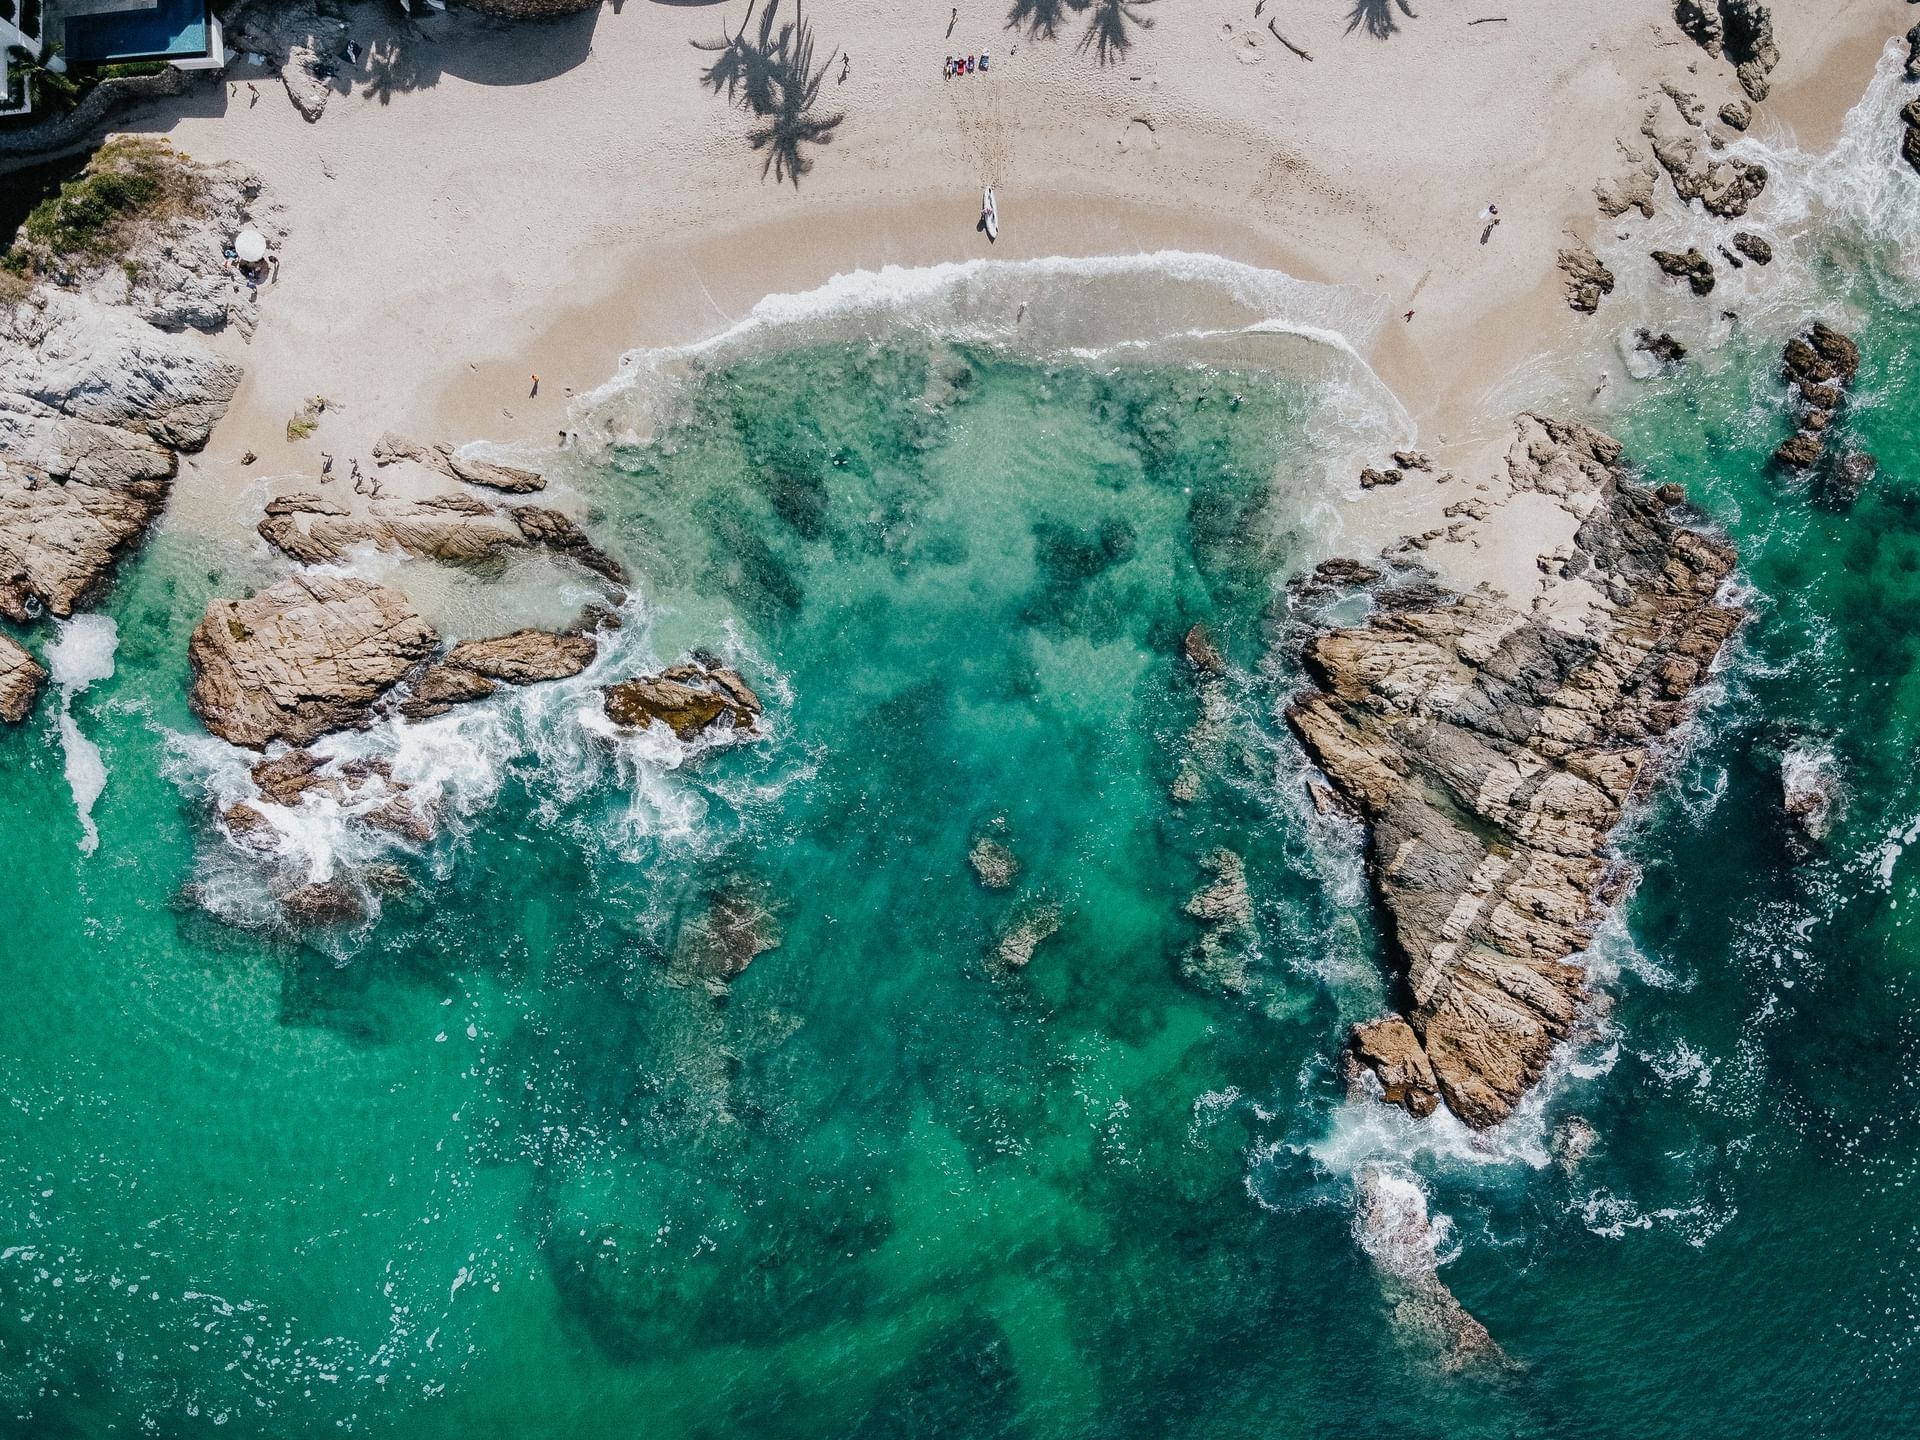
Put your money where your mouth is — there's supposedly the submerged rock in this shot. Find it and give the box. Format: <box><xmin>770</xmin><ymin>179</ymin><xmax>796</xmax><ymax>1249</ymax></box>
<box><xmin>1181</xmin><ymin>848</ymin><xmax>1256</xmax><ymax>993</ymax></box>
<box><xmin>510</xmin><ymin>506</ymin><xmax>629</xmax><ymax>585</ymax></box>
<box><xmin>602</xmin><ymin>658</ymin><xmax>763</xmax><ymax>741</ymax></box>
<box><xmin>993</xmin><ymin>903</ymin><xmax>1061</xmax><ymax>970</ymax></box>
<box><xmin>1552</xmin><ymin>1116</ymin><xmax>1599</xmax><ymax>1173</ymax></box>
<box><xmin>188</xmin><ymin>574</ymin><xmax>438</xmax><ymax>749</ymax></box>
<box><xmin>968</xmin><ymin>834</ymin><xmax>1020</xmax><ymax>889</ymax></box>
<box><xmin>1781</xmin><ymin>743</ymin><xmax>1841</xmax><ymax>849</ymax></box>
<box><xmin>1557</xmin><ymin>246</ymin><xmax>1615</xmax><ymax>314</ymax></box>
<box><xmin>674</xmin><ymin>884</ymin><xmax>782</xmax><ymax>990</ymax></box>
<box><xmin>0</xmin><ymin>634</ymin><xmax>47</xmax><ymax>723</ymax></box>
<box><xmin>1288</xmin><ymin>416</ymin><xmax>1741</xmax><ymax>1129</ymax></box>
<box><xmin>1353</xmin><ymin>1167</ymin><xmax>1504</xmax><ymax>1371</ymax></box>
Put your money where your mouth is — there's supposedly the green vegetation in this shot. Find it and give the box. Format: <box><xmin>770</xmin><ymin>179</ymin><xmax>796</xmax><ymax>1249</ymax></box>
<box><xmin>2</xmin><ymin>136</ymin><xmax>201</xmax><ymax>280</ymax></box>
<box><xmin>286</xmin><ymin>396</ymin><xmax>330</xmax><ymax>441</ymax></box>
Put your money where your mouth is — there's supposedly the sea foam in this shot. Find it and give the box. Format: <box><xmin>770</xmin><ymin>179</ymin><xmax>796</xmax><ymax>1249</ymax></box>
<box><xmin>45</xmin><ymin>615</ymin><xmax>118</xmax><ymax>856</ymax></box>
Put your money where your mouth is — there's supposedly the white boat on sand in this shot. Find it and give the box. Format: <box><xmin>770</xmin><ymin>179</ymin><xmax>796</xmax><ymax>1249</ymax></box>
<box><xmin>982</xmin><ymin>186</ymin><xmax>999</xmax><ymax>242</ymax></box>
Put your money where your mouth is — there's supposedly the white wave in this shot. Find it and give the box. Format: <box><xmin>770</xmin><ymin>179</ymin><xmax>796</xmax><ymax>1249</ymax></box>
<box><xmin>44</xmin><ymin>615</ymin><xmax>118</xmax><ymax>855</ymax></box>
<box><xmin>570</xmin><ymin>250</ymin><xmax>1406</xmax><ymax>455</ymax></box>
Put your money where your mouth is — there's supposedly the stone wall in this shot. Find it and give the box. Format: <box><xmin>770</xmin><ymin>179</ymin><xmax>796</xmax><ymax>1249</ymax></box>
<box><xmin>0</xmin><ymin>68</ymin><xmax>190</xmax><ymax>162</ymax></box>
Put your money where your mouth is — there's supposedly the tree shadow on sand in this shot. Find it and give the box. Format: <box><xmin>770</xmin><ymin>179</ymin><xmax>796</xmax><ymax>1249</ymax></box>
<box><xmin>1005</xmin><ymin>0</ymin><xmax>1154</xmax><ymax>67</ymax></box>
<box><xmin>1345</xmin><ymin>0</ymin><xmax>1418</xmax><ymax>40</ymax></box>
<box><xmin>694</xmin><ymin>0</ymin><xmax>844</xmax><ymax>187</ymax></box>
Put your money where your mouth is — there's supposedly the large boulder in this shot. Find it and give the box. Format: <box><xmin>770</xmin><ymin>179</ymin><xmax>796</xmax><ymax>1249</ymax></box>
<box><xmin>1650</xmin><ymin>247</ymin><xmax>1716</xmax><ymax>295</ymax></box>
<box><xmin>1556</xmin><ymin>246</ymin><xmax>1615</xmax><ymax>314</ymax></box>
<box><xmin>602</xmin><ymin>657</ymin><xmax>762</xmax><ymax>740</ymax></box>
<box><xmin>0</xmin><ymin>634</ymin><xmax>47</xmax><ymax>723</ymax></box>
<box><xmin>1289</xmin><ymin>417</ymin><xmax>1741</xmax><ymax>1128</ymax></box>
<box><xmin>372</xmin><ymin>432</ymin><xmax>545</xmax><ymax>493</ymax></box>
<box><xmin>188</xmin><ymin>574</ymin><xmax>438</xmax><ymax>748</ymax></box>
<box><xmin>400</xmin><ymin>627</ymin><xmax>599</xmax><ymax>719</ymax></box>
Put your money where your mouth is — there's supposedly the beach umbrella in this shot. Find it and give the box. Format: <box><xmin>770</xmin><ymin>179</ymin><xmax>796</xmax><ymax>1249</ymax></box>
<box><xmin>235</xmin><ymin>229</ymin><xmax>268</xmax><ymax>263</ymax></box>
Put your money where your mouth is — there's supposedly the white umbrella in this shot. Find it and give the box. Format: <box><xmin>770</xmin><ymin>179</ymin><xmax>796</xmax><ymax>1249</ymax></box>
<box><xmin>234</xmin><ymin>229</ymin><xmax>268</xmax><ymax>264</ymax></box>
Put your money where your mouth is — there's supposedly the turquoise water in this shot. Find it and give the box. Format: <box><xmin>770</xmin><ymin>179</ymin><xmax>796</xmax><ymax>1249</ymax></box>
<box><xmin>6</xmin><ymin>243</ymin><xmax>1920</xmax><ymax>1435</ymax></box>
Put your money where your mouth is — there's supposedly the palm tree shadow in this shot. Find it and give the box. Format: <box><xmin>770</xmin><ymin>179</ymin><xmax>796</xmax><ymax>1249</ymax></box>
<box><xmin>1345</xmin><ymin>0</ymin><xmax>1417</xmax><ymax>40</ymax></box>
<box><xmin>1005</xmin><ymin>0</ymin><xmax>1075</xmax><ymax>42</ymax></box>
<box><xmin>1076</xmin><ymin>0</ymin><xmax>1153</xmax><ymax>65</ymax></box>
<box><xmin>694</xmin><ymin>0</ymin><xmax>843</xmax><ymax>187</ymax></box>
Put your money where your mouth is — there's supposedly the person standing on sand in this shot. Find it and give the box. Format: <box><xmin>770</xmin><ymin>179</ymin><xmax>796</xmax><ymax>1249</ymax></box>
<box><xmin>1478</xmin><ymin>203</ymin><xmax>1500</xmax><ymax>244</ymax></box>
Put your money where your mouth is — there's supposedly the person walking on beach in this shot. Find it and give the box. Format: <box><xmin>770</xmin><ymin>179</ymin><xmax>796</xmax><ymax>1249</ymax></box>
<box><xmin>530</xmin><ymin>374</ymin><xmax>540</xmax><ymax>396</ymax></box>
<box><xmin>840</xmin><ymin>53</ymin><xmax>850</xmax><ymax>82</ymax></box>
<box><xmin>1478</xmin><ymin>203</ymin><xmax>1500</xmax><ymax>244</ymax></box>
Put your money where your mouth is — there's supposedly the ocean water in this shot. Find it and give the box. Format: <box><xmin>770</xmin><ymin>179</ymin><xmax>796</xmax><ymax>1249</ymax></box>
<box><xmin>8</xmin><ymin>69</ymin><xmax>1920</xmax><ymax>1440</ymax></box>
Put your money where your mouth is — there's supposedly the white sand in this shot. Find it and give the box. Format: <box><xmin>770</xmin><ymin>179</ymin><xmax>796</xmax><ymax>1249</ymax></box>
<box><xmin>105</xmin><ymin>0</ymin><xmax>1896</xmax><ymax>590</ymax></box>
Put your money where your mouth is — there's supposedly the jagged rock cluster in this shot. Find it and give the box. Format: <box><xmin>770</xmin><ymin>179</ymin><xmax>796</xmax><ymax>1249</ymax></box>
<box><xmin>1651</xmin><ymin>247</ymin><xmax>1716</xmax><ymax>296</ymax></box>
<box><xmin>1674</xmin><ymin>0</ymin><xmax>1779</xmax><ymax>101</ymax></box>
<box><xmin>1557</xmin><ymin>247</ymin><xmax>1615</xmax><ymax>314</ymax></box>
<box><xmin>601</xmin><ymin>656</ymin><xmax>764</xmax><ymax>741</ymax></box>
<box><xmin>1901</xmin><ymin>95</ymin><xmax>1920</xmax><ymax>177</ymax></box>
<box><xmin>0</xmin><ymin>634</ymin><xmax>46</xmax><ymax>723</ymax></box>
<box><xmin>1289</xmin><ymin>416</ymin><xmax>1742</xmax><ymax>1128</ymax></box>
<box><xmin>1771</xmin><ymin>322</ymin><xmax>1862</xmax><ymax>481</ymax></box>
<box><xmin>188</xmin><ymin>572</ymin><xmax>612</xmax><ymax>749</ymax></box>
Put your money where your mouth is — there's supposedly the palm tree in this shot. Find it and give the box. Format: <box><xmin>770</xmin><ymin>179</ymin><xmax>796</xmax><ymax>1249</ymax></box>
<box><xmin>9</xmin><ymin>42</ymin><xmax>80</xmax><ymax>113</ymax></box>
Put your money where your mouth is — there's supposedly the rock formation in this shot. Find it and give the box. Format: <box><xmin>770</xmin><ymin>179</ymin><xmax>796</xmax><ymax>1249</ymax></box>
<box><xmin>1557</xmin><ymin>247</ymin><xmax>1615</xmax><ymax>314</ymax></box>
<box><xmin>400</xmin><ymin>627</ymin><xmax>599</xmax><ymax>719</ymax></box>
<box><xmin>1642</xmin><ymin>94</ymin><xmax>1768</xmax><ymax>218</ymax></box>
<box><xmin>1674</xmin><ymin>2</ymin><xmax>1779</xmax><ymax>100</ymax></box>
<box><xmin>1552</xmin><ymin>1116</ymin><xmax>1598</xmax><ymax>1173</ymax></box>
<box><xmin>1908</xmin><ymin>23</ymin><xmax>1920</xmax><ymax>82</ymax></box>
<box><xmin>1772</xmin><ymin>322</ymin><xmax>1861</xmax><ymax>473</ymax></box>
<box><xmin>258</xmin><ymin>491</ymin><xmax>529</xmax><ymax>566</ymax></box>
<box><xmin>1635</xmin><ymin>329</ymin><xmax>1688</xmax><ymax>365</ymax></box>
<box><xmin>1730</xmin><ymin>231</ymin><xmax>1773</xmax><ymax>266</ymax></box>
<box><xmin>510</xmin><ymin>505</ymin><xmax>629</xmax><ymax>584</ymax></box>
<box><xmin>188</xmin><ymin>574</ymin><xmax>438</xmax><ymax>749</ymax></box>
<box><xmin>1781</xmin><ymin>743</ymin><xmax>1841</xmax><ymax>850</ymax></box>
<box><xmin>1718</xmin><ymin>99</ymin><xmax>1752</xmax><ymax>131</ymax></box>
<box><xmin>602</xmin><ymin>657</ymin><xmax>763</xmax><ymax>740</ymax></box>
<box><xmin>1</xmin><ymin>140</ymin><xmax>272</xmax><ymax>621</ymax></box>
<box><xmin>672</xmin><ymin>884</ymin><xmax>782</xmax><ymax>991</ymax></box>
<box><xmin>968</xmin><ymin>834</ymin><xmax>1019</xmax><ymax>889</ymax></box>
<box><xmin>224</xmin><ymin>749</ymin><xmax>434</xmax><ymax>849</ymax></box>
<box><xmin>994</xmin><ymin>903</ymin><xmax>1061</xmax><ymax>970</ymax></box>
<box><xmin>1901</xmin><ymin>98</ymin><xmax>1920</xmax><ymax>177</ymax></box>
<box><xmin>1288</xmin><ymin>416</ymin><xmax>1741</xmax><ymax>1128</ymax></box>
<box><xmin>1353</xmin><ymin>1168</ymin><xmax>1503</xmax><ymax>1371</ymax></box>
<box><xmin>0</xmin><ymin>634</ymin><xmax>46</xmax><ymax>723</ymax></box>
<box><xmin>1651</xmin><ymin>247</ymin><xmax>1716</xmax><ymax>296</ymax></box>
<box><xmin>1182</xmin><ymin>848</ymin><xmax>1257</xmax><ymax>993</ymax></box>
<box><xmin>372</xmin><ymin>431</ymin><xmax>546</xmax><ymax>493</ymax></box>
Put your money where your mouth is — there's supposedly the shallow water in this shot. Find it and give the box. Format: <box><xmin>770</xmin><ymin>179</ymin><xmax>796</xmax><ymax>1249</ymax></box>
<box><xmin>8</xmin><ymin>96</ymin><xmax>1920</xmax><ymax>1439</ymax></box>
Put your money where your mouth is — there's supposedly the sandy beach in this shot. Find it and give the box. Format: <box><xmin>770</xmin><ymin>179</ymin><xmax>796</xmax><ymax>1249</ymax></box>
<box><xmin>69</xmin><ymin>0</ymin><xmax>1885</xmax><ymax>578</ymax></box>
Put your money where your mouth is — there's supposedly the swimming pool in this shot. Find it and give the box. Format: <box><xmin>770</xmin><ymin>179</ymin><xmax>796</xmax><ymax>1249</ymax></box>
<box><xmin>60</xmin><ymin>0</ymin><xmax>211</xmax><ymax>65</ymax></box>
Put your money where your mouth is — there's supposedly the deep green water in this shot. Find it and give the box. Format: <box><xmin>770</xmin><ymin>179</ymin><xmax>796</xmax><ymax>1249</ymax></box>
<box><xmin>5</xmin><ymin>245</ymin><xmax>1920</xmax><ymax>1437</ymax></box>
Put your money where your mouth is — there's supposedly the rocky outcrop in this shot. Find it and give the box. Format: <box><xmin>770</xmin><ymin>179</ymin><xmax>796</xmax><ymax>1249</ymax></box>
<box><xmin>672</xmin><ymin>884</ymin><xmax>782</xmax><ymax>991</ymax></box>
<box><xmin>602</xmin><ymin>657</ymin><xmax>763</xmax><ymax>740</ymax></box>
<box><xmin>1824</xmin><ymin>449</ymin><xmax>1877</xmax><ymax>509</ymax></box>
<box><xmin>1651</xmin><ymin>247</ymin><xmax>1716</xmax><ymax>296</ymax></box>
<box><xmin>1718</xmin><ymin>99</ymin><xmax>1752</xmax><ymax>131</ymax></box>
<box><xmin>188</xmin><ymin>574</ymin><xmax>438</xmax><ymax>749</ymax></box>
<box><xmin>1</xmin><ymin>141</ymin><xmax>273</xmax><ymax>622</ymax></box>
<box><xmin>1557</xmin><ymin>246</ymin><xmax>1615</xmax><ymax>314</ymax></box>
<box><xmin>1901</xmin><ymin>98</ymin><xmax>1920</xmax><ymax>177</ymax></box>
<box><xmin>372</xmin><ymin>432</ymin><xmax>546</xmax><ymax>493</ymax></box>
<box><xmin>1772</xmin><ymin>322</ymin><xmax>1860</xmax><ymax>473</ymax></box>
<box><xmin>1288</xmin><ymin>416</ymin><xmax>1741</xmax><ymax>1128</ymax></box>
<box><xmin>399</xmin><ymin>627</ymin><xmax>599</xmax><ymax>719</ymax></box>
<box><xmin>1730</xmin><ymin>231</ymin><xmax>1773</xmax><ymax>266</ymax></box>
<box><xmin>226</xmin><ymin>749</ymin><xmax>435</xmax><ymax>847</ymax></box>
<box><xmin>1353</xmin><ymin>1168</ymin><xmax>1503</xmax><ymax>1371</ymax></box>
<box><xmin>0</xmin><ymin>634</ymin><xmax>47</xmax><ymax>723</ymax></box>
<box><xmin>1349</xmin><ymin>1018</ymin><xmax>1441</xmax><ymax>1118</ymax></box>
<box><xmin>1907</xmin><ymin>23</ymin><xmax>1920</xmax><ymax>82</ymax></box>
<box><xmin>1721</xmin><ymin>0</ymin><xmax>1779</xmax><ymax>102</ymax></box>
<box><xmin>258</xmin><ymin>490</ymin><xmax>530</xmax><ymax>566</ymax></box>
<box><xmin>1552</xmin><ymin>1116</ymin><xmax>1598</xmax><ymax>1173</ymax></box>
<box><xmin>231</xmin><ymin>4</ymin><xmax>349</xmax><ymax>123</ymax></box>
<box><xmin>510</xmin><ymin>506</ymin><xmax>628</xmax><ymax>584</ymax></box>
<box><xmin>1674</xmin><ymin>2</ymin><xmax>1778</xmax><ymax>100</ymax></box>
